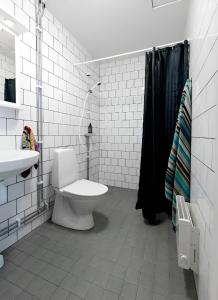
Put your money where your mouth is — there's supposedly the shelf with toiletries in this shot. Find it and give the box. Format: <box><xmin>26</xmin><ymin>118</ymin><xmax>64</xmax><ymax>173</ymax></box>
<box><xmin>84</xmin><ymin>133</ymin><xmax>94</xmax><ymax>137</ymax></box>
<box><xmin>84</xmin><ymin>123</ymin><xmax>93</xmax><ymax>137</ymax></box>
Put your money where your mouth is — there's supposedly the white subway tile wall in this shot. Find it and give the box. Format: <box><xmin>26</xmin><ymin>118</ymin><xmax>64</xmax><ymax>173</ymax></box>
<box><xmin>186</xmin><ymin>0</ymin><xmax>218</xmax><ymax>299</ymax></box>
<box><xmin>99</xmin><ymin>56</ymin><xmax>145</xmax><ymax>189</ymax></box>
<box><xmin>0</xmin><ymin>0</ymin><xmax>100</xmax><ymax>251</ymax></box>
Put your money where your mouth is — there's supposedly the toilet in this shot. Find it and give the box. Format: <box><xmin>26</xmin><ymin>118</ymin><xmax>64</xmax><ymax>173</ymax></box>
<box><xmin>51</xmin><ymin>148</ymin><xmax>108</xmax><ymax>230</ymax></box>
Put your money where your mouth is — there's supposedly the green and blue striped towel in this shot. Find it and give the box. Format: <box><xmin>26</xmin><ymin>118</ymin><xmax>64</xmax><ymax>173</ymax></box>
<box><xmin>165</xmin><ymin>79</ymin><xmax>192</xmax><ymax>226</ymax></box>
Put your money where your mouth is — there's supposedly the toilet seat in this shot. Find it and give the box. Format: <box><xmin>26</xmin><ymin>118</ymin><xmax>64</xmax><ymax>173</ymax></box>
<box><xmin>60</xmin><ymin>179</ymin><xmax>108</xmax><ymax>197</ymax></box>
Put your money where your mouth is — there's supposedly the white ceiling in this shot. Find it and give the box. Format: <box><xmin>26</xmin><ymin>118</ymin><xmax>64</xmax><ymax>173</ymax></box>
<box><xmin>47</xmin><ymin>0</ymin><xmax>189</xmax><ymax>59</ymax></box>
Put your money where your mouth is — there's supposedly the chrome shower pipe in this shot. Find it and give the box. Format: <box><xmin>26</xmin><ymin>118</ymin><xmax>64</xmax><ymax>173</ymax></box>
<box><xmin>36</xmin><ymin>0</ymin><xmax>45</xmax><ymax>209</ymax></box>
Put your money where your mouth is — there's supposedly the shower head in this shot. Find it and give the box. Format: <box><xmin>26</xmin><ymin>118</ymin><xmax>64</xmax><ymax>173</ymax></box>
<box><xmin>89</xmin><ymin>81</ymin><xmax>101</xmax><ymax>93</ymax></box>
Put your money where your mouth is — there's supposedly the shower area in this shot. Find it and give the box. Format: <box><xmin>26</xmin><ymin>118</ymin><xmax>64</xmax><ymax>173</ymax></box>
<box><xmin>77</xmin><ymin>54</ymin><xmax>145</xmax><ymax>189</ymax></box>
<box><xmin>78</xmin><ymin>40</ymin><xmax>189</xmax><ymax>226</ymax></box>
<box><xmin>98</xmin><ymin>55</ymin><xmax>145</xmax><ymax>190</ymax></box>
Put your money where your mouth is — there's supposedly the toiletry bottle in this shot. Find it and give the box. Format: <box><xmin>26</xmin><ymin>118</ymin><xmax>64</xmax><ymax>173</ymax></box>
<box><xmin>88</xmin><ymin>123</ymin><xmax>93</xmax><ymax>134</ymax></box>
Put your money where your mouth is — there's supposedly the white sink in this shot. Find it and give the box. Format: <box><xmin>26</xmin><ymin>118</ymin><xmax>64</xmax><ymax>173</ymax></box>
<box><xmin>0</xmin><ymin>150</ymin><xmax>39</xmax><ymax>181</ymax></box>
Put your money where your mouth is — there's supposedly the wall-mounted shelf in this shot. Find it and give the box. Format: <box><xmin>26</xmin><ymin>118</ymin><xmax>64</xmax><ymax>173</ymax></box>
<box><xmin>84</xmin><ymin>133</ymin><xmax>94</xmax><ymax>137</ymax></box>
<box><xmin>0</xmin><ymin>101</ymin><xmax>22</xmax><ymax>110</ymax></box>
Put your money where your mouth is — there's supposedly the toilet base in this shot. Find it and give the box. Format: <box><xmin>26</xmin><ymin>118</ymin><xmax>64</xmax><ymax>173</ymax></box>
<box><xmin>52</xmin><ymin>193</ymin><xmax>96</xmax><ymax>230</ymax></box>
<box><xmin>52</xmin><ymin>213</ymin><xmax>94</xmax><ymax>230</ymax></box>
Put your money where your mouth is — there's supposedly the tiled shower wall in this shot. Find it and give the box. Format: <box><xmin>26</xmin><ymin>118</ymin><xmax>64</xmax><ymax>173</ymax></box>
<box><xmin>186</xmin><ymin>0</ymin><xmax>218</xmax><ymax>299</ymax></box>
<box><xmin>0</xmin><ymin>0</ymin><xmax>100</xmax><ymax>252</ymax></box>
<box><xmin>99</xmin><ymin>55</ymin><xmax>145</xmax><ymax>189</ymax></box>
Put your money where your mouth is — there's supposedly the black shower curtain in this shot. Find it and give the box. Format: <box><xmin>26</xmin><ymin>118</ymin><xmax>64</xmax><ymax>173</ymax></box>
<box><xmin>136</xmin><ymin>41</ymin><xmax>189</xmax><ymax>224</ymax></box>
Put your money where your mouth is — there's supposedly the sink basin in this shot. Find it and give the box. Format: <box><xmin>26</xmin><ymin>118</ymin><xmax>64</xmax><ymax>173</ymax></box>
<box><xmin>0</xmin><ymin>150</ymin><xmax>39</xmax><ymax>181</ymax></box>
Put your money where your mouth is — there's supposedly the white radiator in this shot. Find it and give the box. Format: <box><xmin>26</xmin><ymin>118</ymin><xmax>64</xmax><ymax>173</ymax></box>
<box><xmin>176</xmin><ymin>195</ymin><xmax>199</xmax><ymax>273</ymax></box>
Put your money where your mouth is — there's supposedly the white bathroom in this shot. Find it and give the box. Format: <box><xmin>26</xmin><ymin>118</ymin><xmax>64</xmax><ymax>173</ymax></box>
<box><xmin>0</xmin><ymin>0</ymin><xmax>217</xmax><ymax>299</ymax></box>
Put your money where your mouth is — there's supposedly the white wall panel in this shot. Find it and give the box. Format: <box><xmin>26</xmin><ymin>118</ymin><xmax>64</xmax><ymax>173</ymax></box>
<box><xmin>186</xmin><ymin>1</ymin><xmax>218</xmax><ymax>299</ymax></box>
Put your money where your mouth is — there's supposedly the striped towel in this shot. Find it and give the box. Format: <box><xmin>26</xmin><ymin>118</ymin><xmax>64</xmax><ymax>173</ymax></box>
<box><xmin>165</xmin><ymin>79</ymin><xmax>192</xmax><ymax>226</ymax></box>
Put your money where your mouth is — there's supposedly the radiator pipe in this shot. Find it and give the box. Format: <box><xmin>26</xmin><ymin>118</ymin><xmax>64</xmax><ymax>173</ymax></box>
<box><xmin>0</xmin><ymin>201</ymin><xmax>54</xmax><ymax>239</ymax></box>
<box><xmin>36</xmin><ymin>0</ymin><xmax>45</xmax><ymax>209</ymax></box>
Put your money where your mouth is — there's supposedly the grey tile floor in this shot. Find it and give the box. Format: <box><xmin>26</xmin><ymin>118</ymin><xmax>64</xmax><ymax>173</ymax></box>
<box><xmin>0</xmin><ymin>187</ymin><xmax>198</xmax><ymax>300</ymax></box>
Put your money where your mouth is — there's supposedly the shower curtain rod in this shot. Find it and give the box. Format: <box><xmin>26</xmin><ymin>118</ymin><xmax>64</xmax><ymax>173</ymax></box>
<box><xmin>74</xmin><ymin>39</ymin><xmax>186</xmax><ymax>66</ymax></box>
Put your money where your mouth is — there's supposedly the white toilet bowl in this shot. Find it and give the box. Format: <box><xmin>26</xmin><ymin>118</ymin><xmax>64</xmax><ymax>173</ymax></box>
<box><xmin>51</xmin><ymin>149</ymin><xmax>108</xmax><ymax>230</ymax></box>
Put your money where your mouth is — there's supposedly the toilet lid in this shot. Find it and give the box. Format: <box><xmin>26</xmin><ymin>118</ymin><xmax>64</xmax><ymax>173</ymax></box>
<box><xmin>60</xmin><ymin>179</ymin><xmax>108</xmax><ymax>197</ymax></box>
